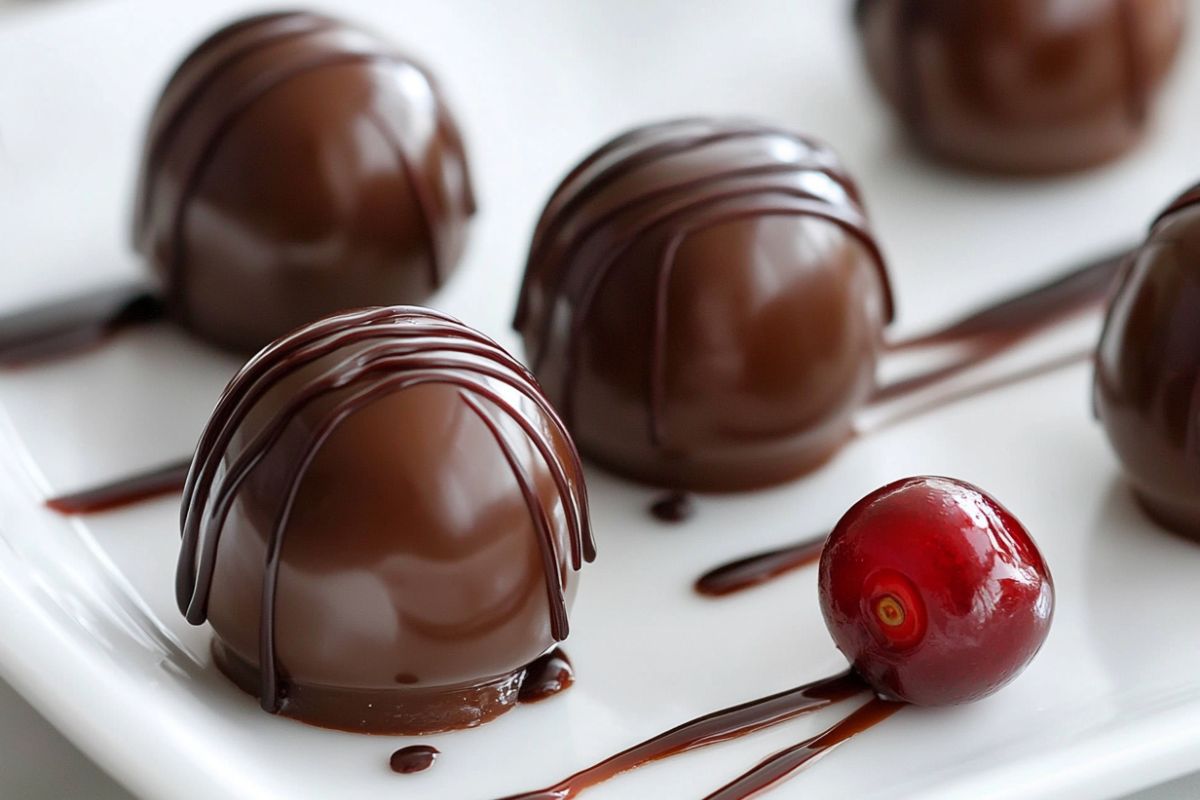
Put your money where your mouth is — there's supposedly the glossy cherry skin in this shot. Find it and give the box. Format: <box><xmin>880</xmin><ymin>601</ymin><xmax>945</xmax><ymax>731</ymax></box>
<box><xmin>819</xmin><ymin>476</ymin><xmax>1054</xmax><ymax>706</ymax></box>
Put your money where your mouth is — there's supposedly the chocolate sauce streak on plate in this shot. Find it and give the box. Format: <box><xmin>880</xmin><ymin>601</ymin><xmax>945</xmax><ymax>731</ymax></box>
<box><xmin>519</xmin><ymin>648</ymin><xmax>574</xmax><ymax>704</ymax></box>
<box><xmin>873</xmin><ymin>248</ymin><xmax>1126</xmax><ymax>403</ymax></box>
<box><xmin>45</xmin><ymin>458</ymin><xmax>191</xmax><ymax>515</ymax></box>
<box><xmin>886</xmin><ymin>248</ymin><xmax>1128</xmax><ymax>352</ymax></box>
<box><xmin>695</xmin><ymin>533</ymin><xmax>826</xmax><ymax>597</ymax></box>
<box><xmin>649</xmin><ymin>491</ymin><xmax>694</xmax><ymax>523</ymax></box>
<box><xmin>390</xmin><ymin>745</ymin><xmax>439</xmax><ymax>774</ymax></box>
<box><xmin>0</xmin><ymin>284</ymin><xmax>163</xmax><ymax>367</ymax></box>
<box><xmin>696</xmin><ymin>347</ymin><xmax>1093</xmax><ymax>598</ymax></box>
<box><xmin>702</xmin><ymin>698</ymin><xmax>903</xmax><ymax>800</ymax></box>
<box><xmin>496</xmin><ymin>670</ymin><xmax>866</xmax><ymax>800</ymax></box>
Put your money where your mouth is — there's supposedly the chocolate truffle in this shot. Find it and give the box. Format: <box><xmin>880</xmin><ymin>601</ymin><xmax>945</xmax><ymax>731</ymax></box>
<box><xmin>134</xmin><ymin>12</ymin><xmax>475</xmax><ymax>354</ymax></box>
<box><xmin>1095</xmin><ymin>185</ymin><xmax>1200</xmax><ymax>540</ymax></box>
<box><xmin>856</xmin><ymin>0</ymin><xmax>1184</xmax><ymax>174</ymax></box>
<box><xmin>176</xmin><ymin>307</ymin><xmax>593</xmax><ymax>733</ymax></box>
<box><xmin>515</xmin><ymin>118</ymin><xmax>893</xmax><ymax>492</ymax></box>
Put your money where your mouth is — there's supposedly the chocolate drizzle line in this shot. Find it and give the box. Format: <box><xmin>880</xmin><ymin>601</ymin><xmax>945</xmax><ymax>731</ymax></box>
<box><xmin>695</xmin><ymin>346</ymin><xmax>1095</xmax><ymax>597</ymax></box>
<box><xmin>695</xmin><ymin>532</ymin><xmax>826</xmax><ymax>597</ymax></box>
<box><xmin>45</xmin><ymin>458</ymin><xmax>191</xmax><ymax>515</ymax></box>
<box><xmin>496</xmin><ymin>670</ymin><xmax>867</xmax><ymax>800</ymax></box>
<box><xmin>176</xmin><ymin>307</ymin><xmax>594</xmax><ymax>713</ymax></box>
<box><xmin>515</xmin><ymin>119</ymin><xmax>895</xmax><ymax>444</ymax></box>
<box><xmin>133</xmin><ymin>12</ymin><xmax>338</xmax><ymax>236</ymax></box>
<box><xmin>701</xmin><ymin>698</ymin><xmax>903</xmax><ymax>800</ymax></box>
<box><xmin>0</xmin><ymin>283</ymin><xmax>163</xmax><ymax>367</ymax></box>
<box><xmin>134</xmin><ymin>12</ymin><xmax>465</xmax><ymax>319</ymax></box>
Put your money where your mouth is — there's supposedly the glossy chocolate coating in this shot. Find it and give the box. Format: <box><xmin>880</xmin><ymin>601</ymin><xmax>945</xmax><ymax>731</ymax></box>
<box><xmin>176</xmin><ymin>307</ymin><xmax>593</xmax><ymax>733</ymax></box>
<box><xmin>1095</xmin><ymin>186</ymin><xmax>1200</xmax><ymax>540</ymax></box>
<box><xmin>134</xmin><ymin>12</ymin><xmax>475</xmax><ymax>354</ymax></box>
<box><xmin>856</xmin><ymin>0</ymin><xmax>1184</xmax><ymax>174</ymax></box>
<box><xmin>515</xmin><ymin>118</ymin><xmax>893</xmax><ymax>492</ymax></box>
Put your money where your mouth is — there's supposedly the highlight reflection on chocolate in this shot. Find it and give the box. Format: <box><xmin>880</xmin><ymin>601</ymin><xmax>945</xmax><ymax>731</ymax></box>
<box><xmin>1095</xmin><ymin>185</ymin><xmax>1200</xmax><ymax>540</ymax></box>
<box><xmin>176</xmin><ymin>307</ymin><xmax>593</xmax><ymax>734</ymax></box>
<box><xmin>134</xmin><ymin>11</ymin><xmax>475</xmax><ymax>354</ymax></box>
<box><xmin>856</xmin><ymin>0</ymin><xmax>1185</xmax><ymax>174</ymax></box>
<box><xmin>515</xmin><ymin>118</ymin><xmax>893</xmax><ymax>492</ymax></box>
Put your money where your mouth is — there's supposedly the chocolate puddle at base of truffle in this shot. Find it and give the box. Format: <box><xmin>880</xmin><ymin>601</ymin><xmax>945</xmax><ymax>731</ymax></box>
<box><xmin>495</xmin><ymin>670</ymin><xmax>868</xmax><ymax>800</ymax></box>
<box><xmin>518</xmin><ymin>648</ymin><xmax>575</xmax><ymax>703</ymax></box>
<box><xmin>0</xmin><ymin>283</ymin><xmax>164</xmax><ymax>367</ymax></box>
<box><xmin>39</xmin><ymin>246</ymin><xmax>1125</xmax><ymax>516</ymax></box>
<box><xmin>695</xmin><ymin>345</ymin><xmax>1095</xmax><ymax>597</ymax></box>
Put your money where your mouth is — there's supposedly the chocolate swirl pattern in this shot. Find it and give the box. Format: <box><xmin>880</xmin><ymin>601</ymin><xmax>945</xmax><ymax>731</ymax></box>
<box><xmin>515</xmin><ymin>118</ymin><xmax>893</xmax><ymax>492</ymax></box>
<box><xmin>177</xmin><ymin>307</ymin><xmax>593</xmax><ymax>733</ymax></box>
<box><xmin>134</xmin><ymin>12</ymin><xmax>476</xmax><ymax>354</ymax></box>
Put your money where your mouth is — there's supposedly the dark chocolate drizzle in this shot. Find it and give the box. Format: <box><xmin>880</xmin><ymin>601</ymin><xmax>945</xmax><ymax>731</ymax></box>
<box><xmin>496</xmin><ymin>670</ymin><xmax>867</xmax><ymax>800</ymax></box>
<box><xmin>0</xmin><ymin>283</ymin><xmax>163</xmax><ymax>367</ymax></box>
<box><xmin>695</xmin><ymin>532</ymin><xmax>826</xmax><ymax>597</ymax></box>
<box><xmin>176</xmin><ymin>307</ymin><xmax>594</xmax><ymax>713</ymax></box>
<box><xmin>518</xmin><ymin>647</ymin><xmax>574</xmax><ymax>704</ymax></box>
<box><xmin>701</xmin><ymin>698</ymin><xmax>903</xmax><ymax>800</ymax></box>
<box><xmin>134</xmin><ymin>12</ymin><xmax>472</xmax><ymax>320</ymax></box>
<box><xmin>390</xmin><ymin>744</ymin><xmax>439</xmax><ymax>774</ymax></box>
<box><xmin>649</xmin><ymin>491</ymin><xmax>694</xmax><ymax>523</ymax></box>
<box><xmin>695</xmin><ymin>346</ymin><xmax>1094</xmax><ymax>598</ymax></box>
<box><xmin>887</xmin><ymin>248</ymin><xmax>1128</xmax><ymax>352</ymax></box>
<box><xmin>515</xmin><ymin>118</ymin><xmax>894</xmax><ymax>442</ymax></box>
<box><xmin>45</xmin><ymin>458</ymin><xmax>191</xmax><ymax>515</ymax></box>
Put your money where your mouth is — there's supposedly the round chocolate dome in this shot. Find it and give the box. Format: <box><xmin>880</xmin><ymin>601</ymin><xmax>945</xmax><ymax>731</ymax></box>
<box><xmin>134</xmin><ymin>12</ymin><xmax>475</xmax><ymax>353</ymax></box>
<box><xmin>177</xmin><ymin>307</ymin><xmax>593</xmax><ymax>733</ymax></box>
<box><xmin>1095</xmin><ymin>185</ymin><xmax>1200</xmax><ymax>540</ymax></box>
<box><xmin>515</xmin><ymin>118</ymin><xmax>893</xmax><ymax>492</ymax></box>
<box><xmin>856</xmin><ymin>0</ymin><xmax>1184</xmax><ymax>174</ymax></box>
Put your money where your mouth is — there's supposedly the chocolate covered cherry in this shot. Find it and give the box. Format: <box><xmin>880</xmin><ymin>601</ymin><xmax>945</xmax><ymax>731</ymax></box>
<box><xmin>1095</xmin><ymin>185</ymin><xmax>1200</xmax><ymax>540</ymax></box>
<box><xmin>177</xmin><ymin>307</ymin><xmax>593</xmax><ymax>734</ymax></box>
<box><xmin>516</xmin><ymin>118</ymin><xmax>893</xmax><ymax>492</ymax></box>
<box><xmin>856</xmin><ymin>0</ymin><xmax>1184</xmax><ymax>174</ymax></box>
<box><xmin>820</xmin><ymin>476</ymin><xmax>1054</xmax><ymax>705</ymax></box>
<box><xmin>134</xmin><ymin>11</ymin><xmax>475</xmax><ymax>354</ymax></box>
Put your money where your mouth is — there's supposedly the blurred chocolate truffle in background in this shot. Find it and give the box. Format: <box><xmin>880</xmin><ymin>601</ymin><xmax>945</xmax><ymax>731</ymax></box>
<box><xmin>176</xmin><ymin>307</ymin><xmax>593</xmax><ymax>734</ymax></box>
<box><xmin>515</xmin><ymin>118</ymin><xmax>893</xmax><ymax>492</ymax></box>
<box><xmin>134</xmin><ymin>12</ymin><xmax>475</xmax><ymax>354</ymax></box>
<box><xmin>1095</xmin><ymin>185</ymin><xmax>1200</xmax><ymax>540</ymax></box>
<box><xmin>855</xmin><ymin>0</ymin><xmax>1185</xmax><ymax>174</ymax></box>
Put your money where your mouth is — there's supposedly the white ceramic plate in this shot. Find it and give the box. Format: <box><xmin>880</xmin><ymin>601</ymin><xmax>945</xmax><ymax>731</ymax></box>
<box><xmin>2</xmin><ymin>1</ymin><xmax>1200</xmax><ymax>798</ymax></box>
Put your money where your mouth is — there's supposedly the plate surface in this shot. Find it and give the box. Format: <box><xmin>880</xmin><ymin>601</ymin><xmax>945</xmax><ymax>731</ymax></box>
<box><xmin>1</xmin><ymin>1</ymin><xmax>1200</xmax><ymax>799</ymax></box>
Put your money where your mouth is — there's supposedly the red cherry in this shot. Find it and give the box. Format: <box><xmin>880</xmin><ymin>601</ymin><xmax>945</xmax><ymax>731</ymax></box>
<box><xmin>819</xmin><ymin>476</ymin><xmax>1053</xmax><ymax>706</ymax></box>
